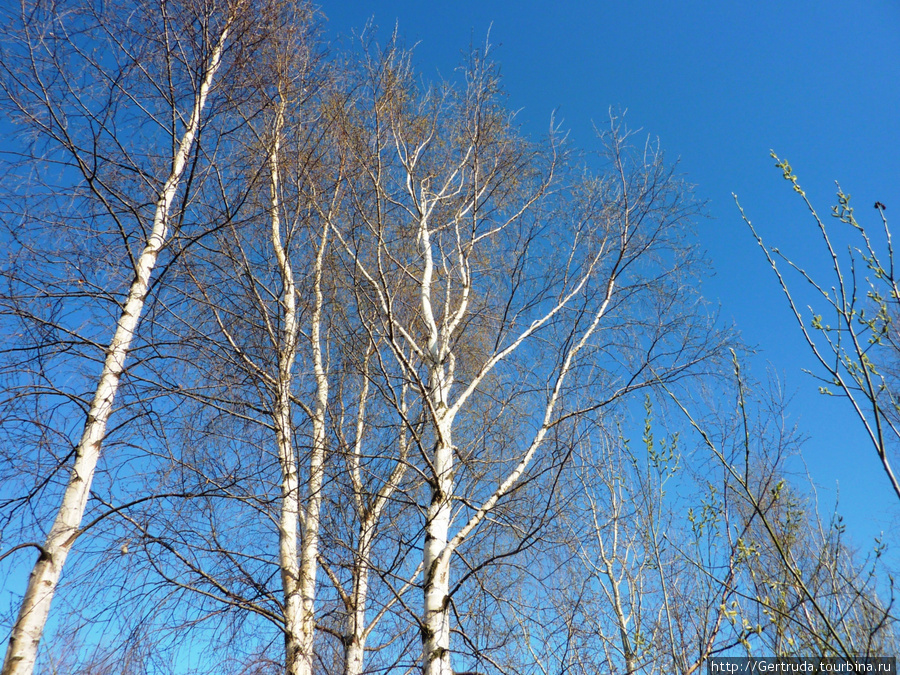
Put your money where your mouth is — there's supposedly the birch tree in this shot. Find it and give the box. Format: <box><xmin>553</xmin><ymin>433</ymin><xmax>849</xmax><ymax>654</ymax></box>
<box><xmin>260</xmin><ymin>12</ymin><xmax>326</xmax><ymax>671</ymax></box>
<box><xmin>328</xmin><ymin>39</ymin><xmax>722</xmax><ymax>674</ymax></box>
<box><xmin>184</xmin><ymin>75</ymin><xmax>421</xmax><ymax>673</ymax></box>
<box><xmin>43</xmin><ymin>20</ymin><xmax>423</xmax><ymax>674</ymax></box>
<box><xmin>143</xmin><ymin>21</ymin><xmax>334</xmax><ymax>673</ymax></box>
<box><xmin>0</xmin><ymin>1</ymin><xmax>244</xmax><ymax>672</ymax></box>
<box><xmin>316</xmin><ymin>347</ymin><xmax>424</xmax><ymax>675</ymax></box>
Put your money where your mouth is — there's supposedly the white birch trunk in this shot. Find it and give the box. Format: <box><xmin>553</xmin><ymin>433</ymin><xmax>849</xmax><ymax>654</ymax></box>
<box><xmin>418</xmin><ymin>208</ymin><xmax>456</xmax><ymax>675</ymax></box>
<box><xmin>343</xmin><ymin>519</ymin><xmax>374</xmax><ymax>675</ymax></box>
<box><xmin>422</xmin><ymin>424</ymin><xmax>454</xmax><ymax>675</ymax></box>
<box><xmin>1</xmin><ymin>25</ymin><xmax>230</xmax><ymax>675</ymax></box>
<box><xmin>267</xmin><ymin>91</ymin><xmax>305</xmax><ymax>675</ymax></box>
<box><xmin>340</xmin><ymin>370</ymin><xmax>411</xmax><ymax>675</ymax></box>
<box><xmin>343</xmin><ymin>369</ymin><xmax>373</xmax><ymax>675</ymax></box>
<box><xmin>296</xmin><ymin>215</ymin><xmax>330</xmax><ymax>675</ymax></box>
<box><xmin>413</xmin><ymin>209</ymin><xmax>613</xmax><ymax>675</ymax></box>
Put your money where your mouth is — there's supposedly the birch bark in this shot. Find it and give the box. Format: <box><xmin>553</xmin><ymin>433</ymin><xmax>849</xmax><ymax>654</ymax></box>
<box><xmin>339</xmin><ymin>368</ymin><xmax>414</xmax><ymax>675</ymax></box>
<box><xmin>295</xmin><ymin>179</ymin><xmax>330</xmax><ymax>675</ymax></box>
<box><xmin>1</xmin><ymin>19</ymin><xmax>232</xmax><ymax>675</ymax></box>
<box><xmin>269</xmin><ymin>84</ymin><xmax>330</xmax><ymax>675</ymax></box>
<box><xmin>326</xmin><ymin>51</ymin><xmax>715</xmax><ymax>672</ymax></box>
<box><xmin>267</xmin><ymin>88</ymin><xmax>307</xmax><ymax>675</ymax></box>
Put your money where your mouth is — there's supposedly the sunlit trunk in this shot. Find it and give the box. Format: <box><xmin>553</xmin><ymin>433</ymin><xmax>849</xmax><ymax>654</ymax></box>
<box><xmin>422</xmin><ymin>427</ymin><xmax>454</xmax><ymax>675</ymax></box>
<box><xmin>296</xmin><ymin>214</ymin><xmax>330</xmax><ymax>675</ymax></box>
<box><xmin>1</xmin><ymin>23</ymin><xmax>231</xmax><ymax>675</ymax></box>
<box><xmin>268</xmin><ymin>90</ymin><xmax>306</xmax><ymax>675</ymax></box>
<box><xmin>343</xmin><ymin>519</ymin><xmax>374</xmax><ymax>675</ymax></box>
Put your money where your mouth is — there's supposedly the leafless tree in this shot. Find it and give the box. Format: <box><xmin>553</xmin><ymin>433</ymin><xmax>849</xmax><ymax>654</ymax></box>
<box><xmin>4</xmin><ymin>10</ymin><xmax>892</xmax><ymax>675</ymax></box>
<box><xmin>0</xmin><ymin>0</ymin><xmax>253</xmax><ymax>672</ymax></box>
<box><xmin>76</xmin><ymin>16</ymin><xmax>424</xmax><ymax>675</ymax></box>
<box><xmin>324</xmin><ymin>35</ymin><xmax>724</xmax><ymax>674</ymax></box>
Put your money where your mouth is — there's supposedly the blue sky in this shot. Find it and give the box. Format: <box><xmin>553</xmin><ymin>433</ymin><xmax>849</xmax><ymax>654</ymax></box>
<box><xmin>321</xmin><ymin>1</ymin><xmax>900</xmax><ymax>544</ymax></box>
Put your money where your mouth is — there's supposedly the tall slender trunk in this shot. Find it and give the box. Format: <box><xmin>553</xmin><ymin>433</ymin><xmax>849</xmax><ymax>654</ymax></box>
<box><xmin>422</xmin><ymin>392</ymin><xmax>454</xmax><ymax>675</ymax></box>
<box><xmin>341</xmin><ymin>370</ymin><xmax>410</xmax><ymax>675</ymax></box>
<box><xmin>296</xmin><ymin>212</ymin><xmax>330</xmax><ymax>675</ymax></box>
<box><xmin>415</xmin><ymin>195</ymin><xmax>457</xmax><ymax>675</ymax></box>
<box><xmin>343</xmin><ymin>519</ymin><xmax>374</xmax><ymax>675</ymax></box>
<box><xmin>268</xmin><ymin>90</ymin><xmax>305</xmax><ymax>675</ymax></box>
<box><xmin>1</xmin><ymin>24</ymin><xmax>231</xmax><ymax>675</ymax></box>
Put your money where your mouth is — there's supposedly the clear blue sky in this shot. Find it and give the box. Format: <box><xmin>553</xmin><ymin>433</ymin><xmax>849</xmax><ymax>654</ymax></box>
<box><xmin>321</xmin><ymin>1</ymin><xmax>900</xmax><ymax>545</ymax></box>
